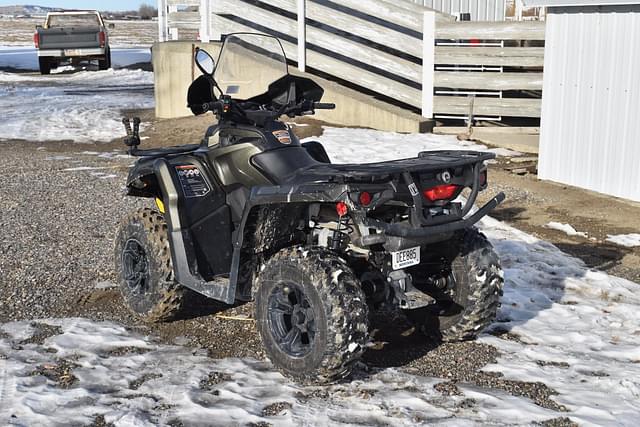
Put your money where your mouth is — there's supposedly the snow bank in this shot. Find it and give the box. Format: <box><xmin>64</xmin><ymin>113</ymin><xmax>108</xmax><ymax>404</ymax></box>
<box><xmin>305</xmin><ymin>127</ymin><xmax>519</xmax><ymax>162</ymax></box>
<box><xmin>0</xmin><ymin>68</ymin><xmax>153</xmax><ymax>142</ymax></box>
<box><xmin>0</xmin><ymin>46</ymin><xmax>150</xmax><ymax>71</ymax></box>
<box><xmin>606</xmin><ymin>233</ymin><xmax>640</xmax><ymax>248</ymax></box>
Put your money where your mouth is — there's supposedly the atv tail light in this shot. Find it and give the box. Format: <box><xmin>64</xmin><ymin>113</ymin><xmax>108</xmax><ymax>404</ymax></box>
<box><xmin>33</xmin><ymin>33</ymin><xmax>40</xmax><ymax>48</ymax></box>
<box><xmin>99</xmin><ymin>31</ymin><xmax>106</xmax><ymax>47</ymax></box>
<box><xmin>358</xmin><ymin>191</ymin><xmax>372</xmax><ymax>206</ymax></box>
<box><xmin>423</xmin><ymin>184</ymin><xmax>460</xmax><ymax>202</ymax></box>
<box><xmin>336</xmin><ymin>201</ymin><xmax>348</xmax><ymax>217</ymax></box>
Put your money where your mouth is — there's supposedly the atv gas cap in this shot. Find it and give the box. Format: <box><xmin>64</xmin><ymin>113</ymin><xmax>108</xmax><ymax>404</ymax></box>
<box><xmin>194</xmin><ymin>48</ymin><xmax>215</xmax><ymax>75</ymax></box>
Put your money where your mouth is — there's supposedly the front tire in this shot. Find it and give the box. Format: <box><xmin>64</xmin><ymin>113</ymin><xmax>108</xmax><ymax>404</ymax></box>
<box><xmin>255</xmin><ymin>247</ymin><xmax>369</xmax><ymax>383</ymax></box>
<box><xmin>114</xmin><ymin>208</ymin><xmax>187</xmax><ymax>322</ymax></box>
<box><xmin>411</xmin><ymin>228</ymin><xmax>503</xmax><ymax>342</ymax></box>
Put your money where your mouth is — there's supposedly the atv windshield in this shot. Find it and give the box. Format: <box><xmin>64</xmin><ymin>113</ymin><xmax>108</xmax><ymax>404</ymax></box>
<box><xmin>214</xmin><ymin>33</ymin><xmax>289</xmax><ymax>101</ymax></box>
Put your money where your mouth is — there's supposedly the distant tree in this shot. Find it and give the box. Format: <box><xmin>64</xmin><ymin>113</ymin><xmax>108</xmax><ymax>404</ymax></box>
<box><xmin>138</xmin><ymin>4</ymin><xmax>157</xmax><ymax>20</ymax></box>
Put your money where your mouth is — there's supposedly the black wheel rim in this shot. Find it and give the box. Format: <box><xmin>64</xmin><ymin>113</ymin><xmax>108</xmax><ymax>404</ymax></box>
<box><xmin>122</xmin><ymin>238</ymin><xmax>149</xmax><ymax>295</ymax></box>
<box><xmin>267</xmin><ymin>282</ymin><xmax>316</xmax><ymax>358</ymax></box>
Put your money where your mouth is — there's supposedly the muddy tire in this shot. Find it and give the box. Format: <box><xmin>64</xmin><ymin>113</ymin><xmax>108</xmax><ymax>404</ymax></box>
<box><xmin>255</xmin><ymin>247</ymin><xmax>369</xmax><ymax>384</ymax></box>
<box><xmin>98</xmin><ymin>49</ymin><xmax>111</xmax><ymax>70</ymax></box>
<box><xmin>412</xmin><ymin>228</ymin><xmax>503</xmax><ymax>342</ymax></box>
<box><xmin>114</xmin><ymin>208</ymin><xmax>187</xmax><ymax>322</ymax></box>
<box><xmin>38</xmin><ymin>58</ymin><xmax>51</xmax><ymax>75</ymax></box>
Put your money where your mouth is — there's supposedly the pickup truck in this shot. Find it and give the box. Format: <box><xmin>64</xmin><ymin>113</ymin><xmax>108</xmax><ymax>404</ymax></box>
<box><xmin>33</xmin><ymin>10</ymin><xmax>113</xmax><ymax>75</ymax></box>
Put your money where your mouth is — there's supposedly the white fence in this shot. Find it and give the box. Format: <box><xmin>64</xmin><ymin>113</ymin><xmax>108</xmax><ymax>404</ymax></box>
<box><xmin>159</xmin><ymin>0</ymin><xmax>544</xmax><ymax>120</ymax></box>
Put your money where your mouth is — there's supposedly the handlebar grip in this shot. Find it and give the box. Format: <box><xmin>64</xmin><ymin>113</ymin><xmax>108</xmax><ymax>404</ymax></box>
<box><xmin>122</xmin><ymin>118</ymin><xmax>133</xmax><ymax>137</ymax></box>
<box><xmin>314</xmin><ymin>102</ymin><xmax>336</xmax><ymax>110</ymax></box>
<box><xmin>204</xmin><ymin>101</ymin><xmax>224</xmax><ymax>112</ymax></box>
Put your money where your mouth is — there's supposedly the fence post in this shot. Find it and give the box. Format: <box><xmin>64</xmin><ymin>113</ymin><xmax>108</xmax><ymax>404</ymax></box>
<box><xmin>199</xmin><ymin>0</ymin><xmax>211</xmax><ymax>42</ymax></box>
<box><xmin>297</xmin><ymin>0</ymin><xmax>306</xmax><ymax>72</ymax></box>
<box><xmin>422</xmin><ymin>11</ymin><xmax>435</xmax><ymax>119</ymax></box>
<box><xmin>168</xmin><ymin>4</ymin><xmax>178</xmax><ymax>40</ymax></box>
<box><xmin>157</xmin><ymin>0</ymin><xmax>168</xmax><ymax>42</ymax></box>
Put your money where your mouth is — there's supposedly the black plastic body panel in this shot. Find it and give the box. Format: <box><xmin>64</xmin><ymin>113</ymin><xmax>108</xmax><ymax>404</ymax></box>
<box><xmin>160</xmin><ymin>156</ymin><xmax>234</xmax><ymax>280</ymax></box>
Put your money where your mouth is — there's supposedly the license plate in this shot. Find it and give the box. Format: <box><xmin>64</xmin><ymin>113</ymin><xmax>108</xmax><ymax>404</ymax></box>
<box><xmin>64</xmin><ymin>49</ymin><xmax>82</xmax><ymax>56</ymax></box>
<box><xmin>391</xmin><ymin>246</ymin><xmax>421</xmax><ymax>270</ymax></box>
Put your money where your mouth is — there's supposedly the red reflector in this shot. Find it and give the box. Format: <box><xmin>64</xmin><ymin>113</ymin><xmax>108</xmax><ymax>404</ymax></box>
<box><xmin>359</xmin><ymin>191</ymin><xmax>372</xmax><ymax>206</ymax></box>
<box><xmin>99</xmin><ymin>31</ymin><xmax>106</xmax><ymax>47</ymax></box>
<box><xmin>33</xmin><ymin>33</ymin><xmax>39</xmax><ymax>48</ymax></box>
<box><xmin>479</xmin><ymin>171</ymin><xmax>487</xmax><ymax>186</ymax></box>
<box><xmin>336</xmin><ymin>201</ymin><xmax>348</xmax><ymax>217</ymax></box>
<box><xmin>423</xmin><ymin>184</ymin><xmax>459</xmax><ymax>202</ymax></box>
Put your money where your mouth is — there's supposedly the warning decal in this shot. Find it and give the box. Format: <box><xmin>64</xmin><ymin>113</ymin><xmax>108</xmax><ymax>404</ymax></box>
<box><xmin>175</xmin><ymin>165</ymin><xmax>210</xmax><ymax>198</ymax></box>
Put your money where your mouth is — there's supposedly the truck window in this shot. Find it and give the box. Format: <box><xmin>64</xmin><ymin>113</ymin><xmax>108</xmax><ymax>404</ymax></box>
<box><xmin>47</xmin><ymin>14</ymin><xmax>100</xmax><ymax>28</ymax></box>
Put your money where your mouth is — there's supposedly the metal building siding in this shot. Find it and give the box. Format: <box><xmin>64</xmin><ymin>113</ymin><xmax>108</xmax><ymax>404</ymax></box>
<box><xmin>411</xmin><ymin>0</ymin><xmax>506</xmax><ymax>21</ymax></box>
<box><xmin>538</xmin><ymin>8</ymin><xmax>640</xmax><ymax>202</ymax></box>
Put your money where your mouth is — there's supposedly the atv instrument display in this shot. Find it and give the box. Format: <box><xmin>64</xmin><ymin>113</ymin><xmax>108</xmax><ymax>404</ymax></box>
<box><xmin>115</xmin><ymin>33</ymin><xmax>505</xmax><ymax>383</ymax></box>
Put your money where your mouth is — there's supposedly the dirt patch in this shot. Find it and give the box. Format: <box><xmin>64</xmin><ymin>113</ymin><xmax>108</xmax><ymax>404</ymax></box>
<box><xmin>129</xmin><ymin>373</ymin><xmax>163</xmax><ymax>390</ymax></box>
<box><xmin>478</xmin><ymin>165</ymin><xmax>640</xmax><ymax>283</ymax></box>
<box><xmin>87</xmin><ymin>414</ymin><xmax>115</xmax><ymax>427</ymax></box>
<box><xmin>100</xmin><ymin>346</ymin><xmax>150</xmax><ymax>358</ymax></box>
<box><xmin>261</xmin><ymin>401</ymin><xmax>292</xmax><ymax>416</ymax></box>
<box><xmin>20</xmin><ymin>322</ymin><xmax>63</xmax><ymax>345</ymax></box>
<box><xmin>30</xmin><ymin>359</ymin><xmax>79</xmax><ymax>388</ymax></box>
<box><xmin>535</xmin><ymin>417</ymin><xmax>579</xmax><ymax>427</ymax></box>
<box><xmin>199</xmin><ymin>371</ymin><xmax>232</xmax><ymax>390</ymax></box>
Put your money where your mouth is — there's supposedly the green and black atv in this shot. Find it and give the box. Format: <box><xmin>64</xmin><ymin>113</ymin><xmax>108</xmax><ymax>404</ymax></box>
<box><xmin>115</xmin><ymin>33</ymin><xmax>504</xmax><ymax>383</ymax></box>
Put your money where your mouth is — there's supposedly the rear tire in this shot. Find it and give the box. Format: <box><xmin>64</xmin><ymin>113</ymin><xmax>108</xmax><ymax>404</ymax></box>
<box><xmin>98</xmin><ymin>48</ymin><xmax>111</xmax><ymax>70</ymax></box>
<box><xmin>410</xmin><ymin>228</ymin><xmax>503</xmax><ymax>342</ymax></box>
<box><xmin>38</xmin><ymin>58</ymin><xmax>51</xmax><ymax>75</ymax></box>
<box><xmin>114</xmin><ymin>208</ymin><xmax>188</xmax><ymax>322</ymax></box>
<box><xmin>255</xmin><ymin>247</ymin><xmax>369</xmax><ymax>383</ymax></box>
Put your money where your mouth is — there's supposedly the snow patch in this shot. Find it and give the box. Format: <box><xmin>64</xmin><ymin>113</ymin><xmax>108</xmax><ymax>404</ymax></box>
<box><xmin>0</xmin><ymin>68</ymin><xmax>153</xmax><ymax>142</ymax></box>
<box><xmin>606</xmin><ymin>233</ymin><xmax>640</xmax><ymax>248</ymax></box>
<box><xmin>304</xmin><ymin>127</ymin><xmax>520</xmax><ymax>164</ymax></box>
<box><xmin>544</xmin><ymin>221</ymin><xmax>588</xmax><ymax>238</ymax></box>
<box><xmin>331</xmin><ymin>269</ymin><xmax>343</xmax><ymax>285</ymax></box>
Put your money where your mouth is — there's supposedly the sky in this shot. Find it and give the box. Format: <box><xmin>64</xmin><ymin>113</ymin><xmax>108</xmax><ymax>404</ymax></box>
<box><xmin>0</xmin><ymin>1</ymin><xmax>154</xmax><ymax>11</ymax></box>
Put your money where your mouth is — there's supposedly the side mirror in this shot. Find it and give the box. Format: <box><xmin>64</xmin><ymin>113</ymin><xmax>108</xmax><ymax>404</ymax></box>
<box><xmin>108</xmin><ymin>23</ymin><xmax>115</xmax><ymax>29</ymax></box>
<box><xmin>195</xmin><ymin>47</ymin><xmax>215</xmax><ymax>75</ymax></box>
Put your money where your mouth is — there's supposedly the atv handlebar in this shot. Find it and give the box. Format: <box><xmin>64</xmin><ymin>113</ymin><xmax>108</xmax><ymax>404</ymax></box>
<box><xmin>192</xmin><ymin>98</ymin><xmax>335</xmax><ymax>124</ymax></box>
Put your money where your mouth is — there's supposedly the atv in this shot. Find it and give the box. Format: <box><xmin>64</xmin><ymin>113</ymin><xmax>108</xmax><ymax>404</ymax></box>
<box><xmin>115</xmin><ymin>33</ymin><xmax>504</xmax><ymax>383</ymax></box>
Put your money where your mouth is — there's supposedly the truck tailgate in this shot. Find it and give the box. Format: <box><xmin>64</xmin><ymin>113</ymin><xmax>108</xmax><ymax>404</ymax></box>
<box><xmin>38</xmin><ymin>27</ymin><xmax>102</xmax><ymax>49</ymax></box>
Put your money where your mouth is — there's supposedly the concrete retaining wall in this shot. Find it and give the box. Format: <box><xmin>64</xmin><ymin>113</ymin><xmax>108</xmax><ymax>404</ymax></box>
<box><xmin>152</xmin><ymin>42</ymin><xmax>430</xmax><ymax>133</ymax></box>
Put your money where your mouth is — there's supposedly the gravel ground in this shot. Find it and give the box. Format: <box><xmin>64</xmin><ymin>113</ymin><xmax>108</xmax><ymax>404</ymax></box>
<box><xmin>0</xmin><ymin>136</ymin><xmax>569</xmax><ymax>416</ymax></box>
<box><xmin>1</xmin><ymin>113</ymin><xmax>638</xmax><ymax>426</ymax></box>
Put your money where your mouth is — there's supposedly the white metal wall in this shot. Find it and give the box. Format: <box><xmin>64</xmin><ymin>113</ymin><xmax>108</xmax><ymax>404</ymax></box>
<box><xmin>410</xmin><ymin>0</ymin><xmax>506</xmax><ymax>21</ymax></box>
<box><xmin>538</xmin><ymin>6</ymin><xmax>640</xmax><ymax>202</ymax></box>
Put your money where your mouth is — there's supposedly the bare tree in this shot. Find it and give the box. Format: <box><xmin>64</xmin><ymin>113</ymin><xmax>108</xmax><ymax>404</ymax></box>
<box><xmin>138</xmin><ymin>4</ymin><xmax>157</xmax><ymax>20</ymax></box>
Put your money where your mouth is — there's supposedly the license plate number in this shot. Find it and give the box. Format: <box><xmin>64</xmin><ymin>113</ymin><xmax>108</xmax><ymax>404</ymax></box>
<box><xmin>391</xmin><ymin>246</ymin><xmax>421</xmax><ymax>270</ymax></box>
<box><xmin>64</xmin><ymin>49</ymin><xmax>81</xmax><ymax>56</ymax></box>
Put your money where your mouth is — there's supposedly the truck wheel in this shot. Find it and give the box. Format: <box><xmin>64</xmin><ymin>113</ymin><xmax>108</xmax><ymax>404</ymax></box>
<box><xmin>98</xmin><ymin>48</ymin><xmax>111</xmax><ymax>70</ymax></box>
<box><xmin>255</xmin><ymin>247</ymin><xmax>369</xmax><ymax>383</ymax></box>
<box><xmin>410</xmin><ymin>228</ymin><xmax>503</xmax><ymax>342</ymax></box>
<box><xmin>38</xmin><ymin>58</ymin><xmax>51</xmax><ymax>75</ymax></box>
<box><xmin>114</xmin><ymin>208</ymin><xmax>187</xmax><ymax>322</ymax></box>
